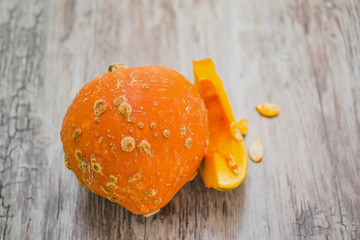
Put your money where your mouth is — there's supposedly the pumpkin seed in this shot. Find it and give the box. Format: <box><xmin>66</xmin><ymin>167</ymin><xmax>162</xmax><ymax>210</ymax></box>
<box><xmin>249</xmin><ymin>140</ymin><xmax>263</xmax><ymax>163</ymax></box>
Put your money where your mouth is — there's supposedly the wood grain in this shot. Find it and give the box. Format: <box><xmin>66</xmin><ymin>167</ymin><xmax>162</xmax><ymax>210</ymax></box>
<box><xmin>0</xmin><ymin>0</ymin><xmax>359</xmax><ymax>239</ymax></box>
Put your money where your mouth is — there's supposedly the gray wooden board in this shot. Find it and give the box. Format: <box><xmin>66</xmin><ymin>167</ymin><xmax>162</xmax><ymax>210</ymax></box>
<box><xmin>0</xmin><ymin>0</ymin><xmax>359</xmax><ymax>239</ymax></box>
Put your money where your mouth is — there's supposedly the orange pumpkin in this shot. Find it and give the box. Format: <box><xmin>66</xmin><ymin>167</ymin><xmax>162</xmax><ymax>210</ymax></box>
<box><xmin>60</xmin><ymin>65</ymin><xmax>209</xmax><ymax>215</ymax></box>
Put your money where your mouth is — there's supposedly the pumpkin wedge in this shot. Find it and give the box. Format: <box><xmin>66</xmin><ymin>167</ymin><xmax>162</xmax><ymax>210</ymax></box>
<box><xmin>193</xmin><ymin>59</ymin><xmax>248</xmax><ymax>191</ymax></box>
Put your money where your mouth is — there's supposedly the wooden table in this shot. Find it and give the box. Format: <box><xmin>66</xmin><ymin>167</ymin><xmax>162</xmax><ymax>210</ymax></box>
<box><xmin>1</xmin><ymin>0</ymin><xmax>359</xmax><ymax>239</ymax></box>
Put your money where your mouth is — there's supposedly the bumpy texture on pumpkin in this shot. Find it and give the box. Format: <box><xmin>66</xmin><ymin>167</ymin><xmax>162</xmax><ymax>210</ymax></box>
<box><xmin>60</xmin><ymin>65</ymin><xmax>209</xmax><ymax>214</ymax></box>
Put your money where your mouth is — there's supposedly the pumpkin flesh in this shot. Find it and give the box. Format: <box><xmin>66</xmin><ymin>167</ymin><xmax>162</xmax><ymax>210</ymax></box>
<box><xmin>193</xmin><ymin>59</ymin><xmax>248</xmax><ymax>191</ymax></box>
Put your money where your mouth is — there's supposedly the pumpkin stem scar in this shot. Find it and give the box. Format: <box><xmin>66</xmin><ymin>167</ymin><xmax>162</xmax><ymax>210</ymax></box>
<box><xmin>108</xmin><ymin>62</ymin><xmax>127</xmax><ymax>72</ymax></box>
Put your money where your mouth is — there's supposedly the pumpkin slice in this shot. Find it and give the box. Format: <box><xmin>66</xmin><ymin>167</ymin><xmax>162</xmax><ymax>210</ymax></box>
<box><xmin>193</xmin><ymin>59</ymin><xmax>248</xmax><ymax>191</ymax></box>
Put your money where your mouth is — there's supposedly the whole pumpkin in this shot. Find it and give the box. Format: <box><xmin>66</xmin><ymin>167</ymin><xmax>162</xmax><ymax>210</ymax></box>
<box><xmin>60</xmin><ymin>65</ymin><xmax>209</xmax><ymax>215</ymax></box>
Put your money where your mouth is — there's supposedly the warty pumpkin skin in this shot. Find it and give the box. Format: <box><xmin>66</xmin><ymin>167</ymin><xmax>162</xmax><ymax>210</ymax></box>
<box><xmin>60</xmin><ymin>65</ymin><xmax>209</xmax><ymax>215</ymax></box>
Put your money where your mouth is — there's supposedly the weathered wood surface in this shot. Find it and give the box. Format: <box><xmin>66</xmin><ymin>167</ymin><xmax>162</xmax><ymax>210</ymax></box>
<box><xmin>1</xmin><ymin>0</ymin><xmax>359</xmax><ymax>239</ymax></box>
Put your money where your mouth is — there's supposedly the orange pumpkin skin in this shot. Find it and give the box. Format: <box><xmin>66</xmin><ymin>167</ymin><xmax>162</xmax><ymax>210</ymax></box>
<box><xmin>60</xmin><ymin>65</ymin><xmax>209</xmax><ymax>214</ymax></box>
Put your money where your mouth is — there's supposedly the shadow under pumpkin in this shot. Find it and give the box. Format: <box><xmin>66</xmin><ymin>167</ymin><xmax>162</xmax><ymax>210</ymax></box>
<box><xmin>76</xmin><ymin>175</ymin><xmax>246</xmax><ymax>238</ymax></box>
